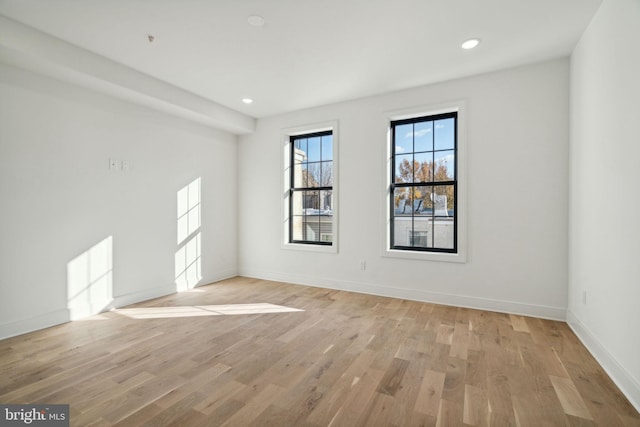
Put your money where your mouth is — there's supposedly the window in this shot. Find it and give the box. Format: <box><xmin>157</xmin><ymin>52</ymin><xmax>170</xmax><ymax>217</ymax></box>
<box><xmin>390</xmin><ymin>112</ymin><xmax>457</xmax><ymax>253</ymax></box>
<box><xmin>286</xmin><ymin>128</ymin><xmax>336</xmax><ymax>247</ymax></box>
<box><xmin>409</xmin><ymin>230</ymin><xmax>428</xmax><ymax>247</ymax></box>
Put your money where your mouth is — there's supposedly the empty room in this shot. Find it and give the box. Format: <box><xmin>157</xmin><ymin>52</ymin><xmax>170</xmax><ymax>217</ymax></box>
<box><xmin>1</xmin><ymin>0</ymin><xmax>639</xmax><ymax>426</ymax></box>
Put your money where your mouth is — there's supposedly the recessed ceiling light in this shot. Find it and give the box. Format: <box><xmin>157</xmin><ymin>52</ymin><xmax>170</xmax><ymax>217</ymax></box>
<box><xmin>461</xmin><ymin>38</ymin><xmax>480</xmax><ymax>50</ymax></box>
<box><xmin>247</xmin><ymin>15</ymin><xmax>265</xmax><ymax>27</ymax></box>
<box><xmin>242</xmin><ymin>98</ymin><xmax>254</xmax><ymax>104</ymax></box>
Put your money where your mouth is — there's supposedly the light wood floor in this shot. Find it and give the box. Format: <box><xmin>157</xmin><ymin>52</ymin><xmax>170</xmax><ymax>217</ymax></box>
<box><xmin>1</xmin><ymin>277</ymin><xmax>638</xmax><ymax>426</ymax></box>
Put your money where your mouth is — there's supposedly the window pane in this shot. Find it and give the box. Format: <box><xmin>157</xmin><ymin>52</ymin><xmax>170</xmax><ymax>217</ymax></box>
<box><xmin>319</xmin><ymin>189</ymin><xmax>333</xmax><ymax>212</ymax></box>
<box><xmin>434</xmin><ymin>150</ymin><xmax>455</xmax><ymax>181</ymax></box>
<box><xmin>290</xmin><ymin>189</ymin><xmax>321</xmax><ymax>242</ymax></box>
<box><xmin>321</xmin><ymin>135</ymin><xmax>333</xmax><ymax>161</ymax></box>
<box><xmin>302</xmin><ymin>214</ymin><xmax>319</xmax><ymax>241</ymax></box>
<box><xmin>321</xmin><ymin>161</ymin><xmax>333</xmax><ymax>187</ymax></box>
<box><xmin>414</xmin><ymin>185</ymin><xmax>430</xmax><ymax>214</ymax></box>
<box><xmin>414</xmin><ymin>121</ymin><xmax>433</xmax><ymax>152</ymax></box>
<box><xmin>395</xmin><ymin>124</ymin><xmax>413</xmax><ymax>154</ymax></box>
<box><xmin>303</xmin><ymin>190</ymin><xmax>320</xmax><ymax>210</ymax></box>
<box><xmin>294</xmin><ymin>138</ymin><xmax>307</xmax><ymax>157</ymax></box>
<box><xmin>394</xmin><ymin>187</ymin><xmax>412</xmax><ymax>215</ymax></box>
<box><xmin>305</xmin><ymin>163</ymin><xmax>320</xmax><ymax>187</ymax></box>
<box><xmin>395</xmin><ymin>154</ymin><xmax>413</xmax><ymax>183</ymax></box>
<box><xmin>292</xmin><ymin>190</ymin><xmax>320</xmax><ymax>242</ymax></box>
<box><xmin>318</xmin><ymin>190</ymin><xmax>333</xmax><ymax>241</ymax></box>
<box><xmin>433</xmin><ymin>218</ymin><xmax>455</xmax><ymax>249</ymax></box>
<box><xmin>291</xmin><ymin>190</ymin><xmax>305</xmax><ymax>241</ymax></box>
<box><xmin>393</xmin><ymin>216</ymin><xmax>412</xmax><ymax>247</ymax></box>
<box><xmin>410</xmin><ymin>229</ymin><xmax>431</xmax><ymax>249</ymax></box>
<box><xmin>414</xmin><ymin>152</ymin><xmax>432</xmax><ymax>182</ymax></box>
<box><xmin>435</xmin><ymin>118</ymin><xmax>455</xmax><ymax>150</ymax></box>
<box><xmin>432</xmin><ymin>185</ymin><xmax>454</xmax><ymax>217</ymax></box>
<box><xmin>292</xmin><ymin>191</ymin><xmax>305</xmax><ymax>216</ymax></box>
<box><xmin>307</xmin><ymin>136</ymin><xmax>321</xmax><ymax>162</ymax></box>
<box><xmin>291</xmin><ymin>216</ymin><xmax>305</xmax><ymax>241</ymax></box>
<box><xmin>293</xmin><ymin>160</ymin><xmax>305</xmax><ymax>187</ymax></box>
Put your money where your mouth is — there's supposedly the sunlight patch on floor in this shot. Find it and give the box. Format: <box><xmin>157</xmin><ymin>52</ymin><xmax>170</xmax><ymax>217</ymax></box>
<box><xmin>114</xmin><ymin>303</ymin><xmax>304</xmax><ymax>319</ymax></box>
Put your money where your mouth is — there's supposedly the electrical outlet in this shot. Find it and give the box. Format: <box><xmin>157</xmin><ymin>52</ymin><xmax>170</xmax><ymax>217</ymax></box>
<box><xmin>582</xmin><ymin>291</ymin><xmax>587</xmax><ymax>304</ymax></box>
<box><xmin>360</xmin><ymin>260</ymin><xmax>366</xmax><ymax>270</ymax></box>
<box><xmin>122</xmin><ymin>160</ymin><xmax>131</xmax><ymax>172</ymax></box>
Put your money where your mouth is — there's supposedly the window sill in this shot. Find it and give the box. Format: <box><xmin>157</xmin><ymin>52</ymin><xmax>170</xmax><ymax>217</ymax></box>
<box><xmin>382</xmin><ymin>248</ymin><xmax>466</xmax><ymax>263</ymax></box>
<box><xmin>282</xmin><ymin>242</ymin><xmax>338</xmax><ymax>254</ymax></box>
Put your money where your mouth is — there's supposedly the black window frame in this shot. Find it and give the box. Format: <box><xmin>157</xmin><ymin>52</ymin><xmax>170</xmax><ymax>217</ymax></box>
<box><xmin>289</xmin><ymin>130</ymin><xmax>333</xmax><ymax>246</ymax></box>
<box><xmin>390</xmin><ymin>112</ymin><xmax>458</xmax><ymax>253</ymax></box>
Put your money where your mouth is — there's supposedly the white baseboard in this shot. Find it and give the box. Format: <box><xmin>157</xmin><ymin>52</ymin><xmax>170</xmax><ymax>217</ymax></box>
<box><xmin>566</xmin><ymin>310</ymin><xmax>640</xmax><ymax>413</ymax></box>
<box><xmin>201</xmin><ymin>269</ymin><xmax>238</xmax><ymax>286</ymax></box>
<box><xmin>238</xmin><ymin>269</ymin><xmax>566</xmax><ymax>321</ymax></box>
<box><xmin>0</xmin><ymin>309</ymin><xmax>70</xmax><ymax>340</ymax></box>
<box><xmin>109</xmin><ymin>284</ymin><xmax>178</xmax><ymax>310</ymax></box>
<box><xmin>110</xmin><ymin>269</ymin><xmax>238</xmax><ymax>308</ymax></box>
<box><xmin>0</xmin><ymin>271</ymin><xmax>240</xmax><ymax>340</ymax></box>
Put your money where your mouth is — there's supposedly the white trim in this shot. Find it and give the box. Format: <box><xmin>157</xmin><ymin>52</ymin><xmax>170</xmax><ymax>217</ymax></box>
<box><xmin>0</xmin><ymin>309</ymin><xmax>70</xmax><ymax>340</ymax></box>
<box><xmin>281</xmin><ymin>242</ymin><xmax>337</xmax><ymax>254</ymax></box>
<box><xmin>110</xmin><ymin>285</ymin><xmax>177</xmax><ymax>309</ymax></box>
<box><xmin>381</xmin><ymin>100</ymin><xmax>467</xmax><ymax>263</ymax></box>
<box><xmin>281</xmin><ymin>120</ymin><xmax>339</xmax><ymax>254</ymax></box>
<box><xmin>202</xmin><ymin>268</ymin><xmax>239</xmax><ymax>285</ymax></box>
<box><xmin>239</xmin><ymin>270</ymin><xmax>566</xmax><ymax>321</ymax></box>
<box><xmin>0</xmin><ymin>270</ymin><xmax>238</xmax><ymax>339</ymax></box>
<box><xmin>566</xmin><ymin>310</ymin><xmax>640</xmax><ymax>413</ymax></box>
<box><xmin>111</xmin><ymin>268</ymin><xmax>237</xmax><ymax>307</ymax></box>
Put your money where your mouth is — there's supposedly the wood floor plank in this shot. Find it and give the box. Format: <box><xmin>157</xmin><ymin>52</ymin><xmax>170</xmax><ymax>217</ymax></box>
<box><xmin>441</xmin><ymin>356</ymin><xmax>466</xmax><ymax>403</ymax></box>
<box><xmin>387</xmin><ymin>352</ymin><xmax>429</xmax><ymax>424</ymax></box>
<box><xmin>550</xmin><ymin>374</ymin><xmax>594</xmax><ymax>420</ymax></box>
<box><xmin>463</xmin><ymin>384</ymin><xmax>489</xmax><ymax>427</ymax></box>
<box><xmin>509</xmin><ymin>314</ymin><xmax>531</xmax><ymax>333</ymax></box>
<box><xmin>465</xmin><ymin>349</ymin><xmax>487</xmax><ymax>389</ymax></box>
<box><xmin>357</xmin><ymin>391</ymin><xmax>395</xmax><ymax>426</ymax></box>
<box><xmin>304</xmin><ymin>349</ymin><xmax>376</xmax><ymax>425</ymax></box>
<box><xmin>0</xmin><ymin>277</ymin><xmax>637</xmax><ymax>427</ymax></box>
<box><xmin>325</xmin><ymin>367</ymin><xmax>385</xmax><ymax>426</ymax></box>
<box><xmin>377</xmin><ymin>357</ymin><xmax>410</xmax><ymax>397</ymax></box>
<box><xmin>220</xmin><ymin>383</ymin><xmax>284</xmax><ymax>426</ymax></box>
<box><xmin>414</xmin><ymin>369</ymin><xmax>446</xmax><ymax>417</ymax></box>
<box><xmin>435</xmin><ymin>399</ymin><xmax>464</xmax><ymax>427</ymax></box>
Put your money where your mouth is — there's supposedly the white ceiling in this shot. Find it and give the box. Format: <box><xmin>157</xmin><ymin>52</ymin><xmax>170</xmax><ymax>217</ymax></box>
<box><xmin>0</xmin><ymin>0</ymin><xmax>601</xmax><ymax>119</ymax></box>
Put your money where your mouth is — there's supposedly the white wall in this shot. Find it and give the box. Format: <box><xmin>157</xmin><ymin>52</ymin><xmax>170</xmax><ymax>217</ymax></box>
<box><xmin>0</xmin><ymin>63</ymin><xmax>238</xmax><ymax>338</ymax></box>
<box><xmin>569</xmin><ymin>0</ymin><xmax>640</xmax><ymax>410</ymax></box>
<box><xmin>239</xmin><ymin>59</ymin><xmax>570</xmax><ymax>320</ymax></box>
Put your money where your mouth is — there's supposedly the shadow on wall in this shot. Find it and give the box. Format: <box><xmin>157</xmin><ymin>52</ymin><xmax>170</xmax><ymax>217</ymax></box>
<box><xmin>67</xmin><ymin>236</ymin><xmax>113</xmax><ymax>320</ymax></box>
<box><xmin>175</xmin><ymin>177</ymin><xmax>202</xmax><ymax>291</ymax></box>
